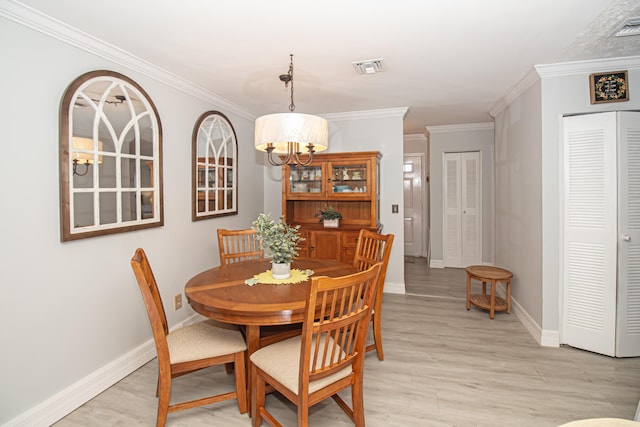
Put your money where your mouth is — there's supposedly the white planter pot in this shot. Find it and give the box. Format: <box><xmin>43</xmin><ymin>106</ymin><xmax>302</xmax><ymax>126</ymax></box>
<box><xmin>271</xmin><ymin>262</ymin><xmax>291</xmax><ymax>279</ymax></box>
<box><xmin>323</xmin><ymin>219</ymin><xmax>339</xmax><ymax>228</ymax></box>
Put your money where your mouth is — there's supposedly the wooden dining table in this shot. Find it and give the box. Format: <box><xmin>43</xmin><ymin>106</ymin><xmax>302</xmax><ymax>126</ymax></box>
<box><xmin>184</xmin><ymin>257</ymin><xmax>358</xmax><ymax>407</ymax></box>
<box><xmin>185</xmin><ymin>257</ymin><xmax>357</xmax><ymax>353</ymax></box>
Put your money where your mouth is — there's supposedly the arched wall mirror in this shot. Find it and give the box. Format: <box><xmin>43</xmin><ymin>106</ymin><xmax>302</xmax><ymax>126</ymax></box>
<box><xmin>192</xmin><ymin>111</ymin><xmax>238</xmax><ymax>220</ymax></box>
<box><xmin>59</xmin><ymin>70</ymin><xmax>163</xmax><ymax>241</ymax></box>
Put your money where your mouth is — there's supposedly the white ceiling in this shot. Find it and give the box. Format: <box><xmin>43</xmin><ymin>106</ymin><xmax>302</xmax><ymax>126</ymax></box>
<box><xmin>16</xmin><ymin>0</ymin><xmax>640</xmax><ymax>134</ymax></box>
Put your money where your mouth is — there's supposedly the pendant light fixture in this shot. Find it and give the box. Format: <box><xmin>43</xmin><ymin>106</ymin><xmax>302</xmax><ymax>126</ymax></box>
<box><xmin>254</xmin><ymin>54</ymin><xmax>328</xmax><ymax>166</ymax></box>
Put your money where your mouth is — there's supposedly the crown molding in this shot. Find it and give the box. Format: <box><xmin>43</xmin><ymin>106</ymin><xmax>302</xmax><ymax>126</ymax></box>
<box><xmin>404</xmin><ymin>133</ymin><xmax>427</xmax><ymax>142</ymax></box>
<box><xmin>489</xmin><ymin>67</ymin><xmax>540</xmax><ymax>118</ymax></box>
<box><xmin>535</xmin><ymin>55</ymin><xmax>640</xmax><ymax>77</ymax></box>
<box><xmin>322</xmin><ymin>107</ymin><xmax>409</xmax><ymax>122</ymax></box>
<box><xmin>0</xmin><ymin>0</ymin><xmax>254</xmax><ymax>121</ymax></box>
<box><xmin>425</xmin><ymin>122</ymin><xmax>494</xmax><ymax>134</ymax></box>
<box><xmin>489</xmin><ymin>55</ymin><xmax>640</xmax><ymax>118</ymax></box>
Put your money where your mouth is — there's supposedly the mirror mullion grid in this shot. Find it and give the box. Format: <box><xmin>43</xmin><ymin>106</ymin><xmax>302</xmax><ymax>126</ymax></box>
<box><xmin>60</xmin><ymin>70</ymin><xmax>163</xmax><ymax>241</ymax></box>
<box><xmin>191</xmin><ymin>111</ymin><xmax>237</xmax><ymax>220</ymax></box>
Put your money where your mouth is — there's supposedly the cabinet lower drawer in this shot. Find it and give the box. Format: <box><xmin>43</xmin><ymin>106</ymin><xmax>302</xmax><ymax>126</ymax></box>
<box><xmin>294</xmin><ymin>227</ymin><xmax>378</xmax><ymax>263</ymax></box>
<box><xmin>341</xmin><ymin>230</ymin><xmax>360</xmax><ymax>247</ymax></box>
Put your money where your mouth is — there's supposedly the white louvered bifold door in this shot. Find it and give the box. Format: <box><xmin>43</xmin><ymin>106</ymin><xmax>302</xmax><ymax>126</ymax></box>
<box><xmin>562</xmin><ymin>112</ymin><xmax>618</xmax><ymax>357</ymax></box>
<box><xmin>444</xmin><ymin>154</ymin><xmax>462</xmax><ymax>267</ymax></box>
<box><xmin>444</xmin><ymin>152</ymin><xmax>481</xmax><ymax>268</ymax></box>
<box><xmin>616</xmin><ymin>111</ymin><xmax>640</xmax><ymax>357</ymax></box>
<box><xmin>461</xmin><ymin>152</ymin><xmax>481</xmax><ymax>267</ymax></box>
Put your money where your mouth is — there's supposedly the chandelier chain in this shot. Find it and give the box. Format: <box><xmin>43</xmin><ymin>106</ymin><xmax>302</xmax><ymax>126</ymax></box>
<box><xmin>257</xmin><ymin>53</ymin><xmax>327</xmax><ymax>167</ymax></box>
<box><xmin>287</xmin><ymin>54</ymin><xmax>295</xmax><ymax>112</ymax></box>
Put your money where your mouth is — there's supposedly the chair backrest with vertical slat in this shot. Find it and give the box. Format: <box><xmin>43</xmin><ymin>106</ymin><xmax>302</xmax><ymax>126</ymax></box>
<box><xmin>298</xmin><ymin>263</ymin><xmax>381</xmax><ymax>393</ymax></box>
<box><xmin>130</xmin><ymin>248</ymin><xmax>171</xmax><ymax>366</ymax></box>
<box><xmin>217</xmin><ymin>228</ymin><xmax>264</xmax><ymax>265</ymax></box>
<box><xmin>353</xmin><ymin>229</ymin><xmax>394</xmax><ymax>294</ymax></box>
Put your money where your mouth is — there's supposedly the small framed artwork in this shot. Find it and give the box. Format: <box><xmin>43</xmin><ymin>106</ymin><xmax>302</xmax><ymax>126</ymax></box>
<box><xmin>589</xmin><ymin>70</ymin><xmax>629</xmax><ymax>104</ymax></box>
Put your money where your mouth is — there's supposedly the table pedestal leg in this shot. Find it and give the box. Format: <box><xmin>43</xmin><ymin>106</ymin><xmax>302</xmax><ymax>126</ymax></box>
<box><xmin>244</xmin><ymin>325</ymin><xmax>261</xmax><ymax>415</ymax></box>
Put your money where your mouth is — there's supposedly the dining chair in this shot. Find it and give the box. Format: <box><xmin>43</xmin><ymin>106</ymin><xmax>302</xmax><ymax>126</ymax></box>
<box><xmin>218</xmin><ymin>228</ymin><xmax>303</xmax><ymax>347</ymax></box>
<box><xmin>250</xmin><ymin>263</ymin><xmax>382</xmax><ymax>427</ymax></box>
<box><xmin>130</xmin><ymin>248</ymin><xmax>248</xmax><ymax>427</ymax></box>
<box><xmin>217</xmin><ymin>228</ymin><xmax>264</xmax><ymax>265</ymax></box>
<box><xmin>352</xmin><ymin>229</ymin><xmax>394</xmax><ymax>360</ymax></box>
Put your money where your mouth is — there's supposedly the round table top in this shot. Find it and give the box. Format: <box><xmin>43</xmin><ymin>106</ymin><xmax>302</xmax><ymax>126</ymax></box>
<box><xmin>185</xmin><ymin>258</ymin><xmax>357</xmax><ymax>326</ymax></box>
<box><xmin>465</xmin><ymin>265</ymin><xmax>513</xmax><ymax>280</ymax></box>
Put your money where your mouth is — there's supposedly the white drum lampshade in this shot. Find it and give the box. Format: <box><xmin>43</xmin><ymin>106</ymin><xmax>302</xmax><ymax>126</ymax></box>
<box><xmin>254</xmin><ymin>113</ymin><xmax>328</xmax><ymax>154</ymax></box>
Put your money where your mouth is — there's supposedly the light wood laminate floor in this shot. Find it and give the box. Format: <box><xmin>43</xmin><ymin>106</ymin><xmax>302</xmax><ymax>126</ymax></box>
<box><xmin>55</xmin><ymin>261</ymin><xmax>640</xmax><ymax>426</ymax></box>
<box><xmin>404</xmin><ymin>256</ymin><xmax>468</xmax><ymax>299</ymax></box>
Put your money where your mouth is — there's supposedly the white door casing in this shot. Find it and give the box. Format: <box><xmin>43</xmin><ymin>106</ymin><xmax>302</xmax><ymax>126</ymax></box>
<box><xmin>404</xmin><ymin>154</ymin><xmax>424</xmax><ymax>257</ymax></box>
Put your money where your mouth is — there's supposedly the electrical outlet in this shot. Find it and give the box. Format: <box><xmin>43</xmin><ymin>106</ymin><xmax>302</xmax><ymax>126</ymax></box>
<box><xmin>174</xmin><ymin>293</ymin><xmax>183</xmax><ymax>310</ymax></box>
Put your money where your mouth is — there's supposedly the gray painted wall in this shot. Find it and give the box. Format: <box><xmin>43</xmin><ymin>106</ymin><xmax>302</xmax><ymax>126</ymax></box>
<box><xmin>538</xmin><ymin>62</ymin><xmax>640</xmax><ymax>334</ymax></box>
<box><xmin>494</xmin><ymin>81</ymin><xmax>543</xmax><ymax>326</ymax></box>
<box><xmin>0</xmin><ymin>17</ymin><xmax>265</xmax><ymax>425</ymax></box>
<box><xmin>1</xmin><ymin>12</ymin><xmax>409</xmax><ymax>424</ymax></box>
<box><xmin>493</xmin><ymin>58</ymin><xmax>640</xmax><ymax>342</ymax></box>
<box><xmin>404</xmin><ymin>134</ymin><xmax>428</xmax><ymax>156</ymax></box>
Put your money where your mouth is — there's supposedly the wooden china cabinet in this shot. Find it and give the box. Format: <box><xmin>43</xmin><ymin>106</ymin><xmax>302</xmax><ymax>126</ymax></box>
<box><xmin>282</xmin><ymin>151</ymin><xmax>382</xmax><ymax>264</ymax></box>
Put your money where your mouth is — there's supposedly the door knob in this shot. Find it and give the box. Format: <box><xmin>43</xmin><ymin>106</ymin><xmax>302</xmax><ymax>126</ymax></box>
<box><xmin>622</xmin><ymin>235</ymin><xmax>631</xmax><ymax>242</ymax></box>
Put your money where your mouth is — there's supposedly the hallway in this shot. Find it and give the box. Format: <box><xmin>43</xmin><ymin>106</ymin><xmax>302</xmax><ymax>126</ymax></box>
<box><xmin>404</xmin><ymin>256</ymin><xmax>467</xmax><ymax>299</ymax></box>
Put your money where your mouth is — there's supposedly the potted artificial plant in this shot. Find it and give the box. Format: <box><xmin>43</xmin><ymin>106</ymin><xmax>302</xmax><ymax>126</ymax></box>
<box><xmin>316</xmin><ymin>205</ymin><xmax>342</xmax><ymax>228</ymax></box>
<box><xmin>252</xmin><ymin>213</ymin><xmax>303</xmax><ymax>279</ymax></box>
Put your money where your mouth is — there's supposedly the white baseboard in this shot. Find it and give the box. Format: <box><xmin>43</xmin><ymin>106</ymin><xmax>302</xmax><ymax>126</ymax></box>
<box><xmin>4</xmin><ymin>315</ymin><xmax>201</xmax><ymax>427</ymax></box>
<box><xmin>496</xmin><ymin>283</ymin><xmax>559</xmax><ymax>348</ymax></box>
<box><xmin>384</xmin><ymin>281</ymin><xmax>406</xmax><ymax>294</ymax></box>
<box><xmin>540</xmin><ymin>330</ymin><xmax>560</xmax><ymax>347</ymax></box>
<box><xmin>428</xmin><ymin>260</ymin><xmax>495</xmax><ymax>269</ymax></box>
<box><xmin>4</xmin><ymin>342</ymin><xmax>156</xmax><ymax>427</ymax></box>
<box><xmin>429</xmin><ymin>259</ymin><xmax>445</xmax><ymax>268</ymax></box>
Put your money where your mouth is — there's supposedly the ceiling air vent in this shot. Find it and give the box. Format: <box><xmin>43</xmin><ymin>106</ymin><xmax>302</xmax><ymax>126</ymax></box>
<box><xmin>614</xmin><ymin>17</ymin><xmax>640</xmax><ymax>37</ymax></box>
<box><xmin>352</xmin><ymin>58</ymin><xmax>386</xmax><ymax>75</ymax></box>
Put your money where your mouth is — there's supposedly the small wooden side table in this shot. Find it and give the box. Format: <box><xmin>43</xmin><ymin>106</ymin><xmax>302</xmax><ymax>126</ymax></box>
<box><xmin>466</xmin><ymin>265</ymin><xmax>513</xmax><ymax>319</ymax></box>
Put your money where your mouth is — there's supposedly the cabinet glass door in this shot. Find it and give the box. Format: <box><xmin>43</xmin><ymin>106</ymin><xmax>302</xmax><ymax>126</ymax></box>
<box><xmin>330</xmin><ymin>163</ymin><xmax>367</xmax><ymax>194</ymax></box>
<box><xmin>289</xmin><ymin>165</ymin><xmax>322</xmax><ymax>194</ymax></box>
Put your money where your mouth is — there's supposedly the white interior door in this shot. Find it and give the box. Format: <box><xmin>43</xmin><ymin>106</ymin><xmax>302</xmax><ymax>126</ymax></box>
<box><xmin>444</xmin><ymin>154</ymin><xmax>462</xmax><ymax>266</ymax></box>
<box><xmin>616</xmin><ymin>111</ymin><xmax>640</xmax><ymax>357</ymax></box>
<box><xmin>404</xmin><ymin>155</ymin><xmax>424</xmax><ymax>257</ymax></box>
<box><xmin>444</xmin><ymin>152</ymin><xmax>481</xmax><ymax>267</ymax></box>
<box><xmin>562</xmin><ymin>112</ymin><xmax>617</xmax><ymax>357</ymax></box>
<box><xmin>461</xmin><ymin>153</ymin><xmax>481</xmax><ymax>267</ymax></box>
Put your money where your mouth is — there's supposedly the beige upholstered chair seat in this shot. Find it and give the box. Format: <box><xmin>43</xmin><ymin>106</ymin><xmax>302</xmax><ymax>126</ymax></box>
<box><xmin>167</xmin><ymin>320</ymin><xmax>247</xmax><ymax>364</ymax></box>
<box><xmin>130</xmin><ymin>248</ymin><xmax>248</xmax><ymax>426</ymax></box>
<box><xmin>251</xmin><ymin>335</ymin><xmax>351</xmax><ymax>395</ymax></box>
<box><xmin>559</xmin><ymin>419</ymin><xmax>640</xmax><ymax>426</ymax></box>
<box><xmin>250</xmin><ymin>265</ymin><xmax>381</xmax><ymax>426</ymax></box>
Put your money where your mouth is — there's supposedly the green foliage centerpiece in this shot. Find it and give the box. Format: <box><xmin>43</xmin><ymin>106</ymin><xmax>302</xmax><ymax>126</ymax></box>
<box><xmin>316</xmin><ymin>205</ymin><xmax>342</xmax><ymax>228</ymax></box>
<box><xmin>252</xmin><ymin>213</ymin><xmax>304</xmax><ymax>279</ymax></box>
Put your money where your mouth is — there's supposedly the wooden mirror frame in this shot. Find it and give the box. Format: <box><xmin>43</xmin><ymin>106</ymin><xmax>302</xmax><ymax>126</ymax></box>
<box><xmin>192</xmin><ymin>111</ymin><xmax>238</xmax><ymax>221</ymax></box>
<box><xmin>59</xmin><ymin>70</ymin><xmax>163</xmax><ymax>241</ymax></box>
